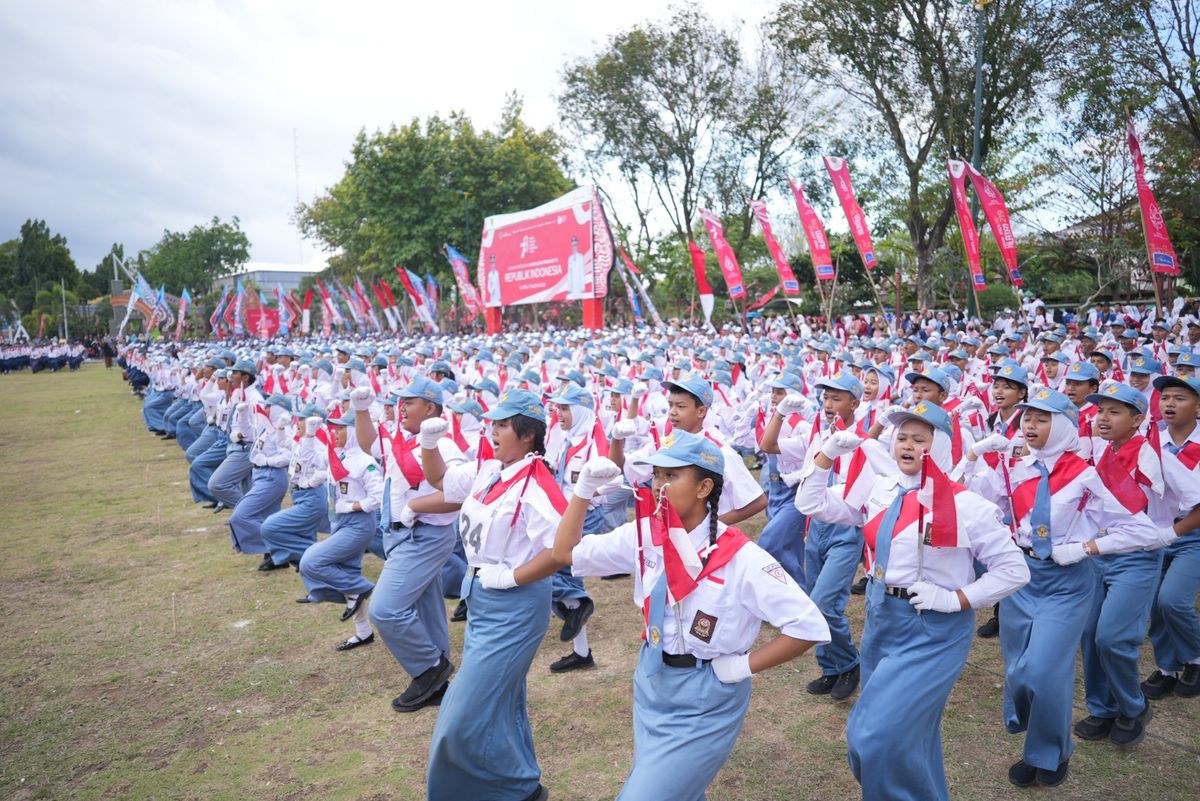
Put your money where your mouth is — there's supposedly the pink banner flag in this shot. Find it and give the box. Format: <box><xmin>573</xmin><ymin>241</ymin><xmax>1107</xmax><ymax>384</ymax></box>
<box><xmin>947</xmin><ymin>160</ymin><xmax>987</xmax><ymax>291</ymax></box>
<box><xmin>787</xmin><ymin>178</ymin><xmax>835</xmax><ymax>281</ymax></box>
<box><xmin>965</xmin><ymin>164</ymin><xmax>1024</xmax><ymax>287</ymax></box>
<box><xmin>1127</xmin><ymin>116</ymin><xmax>1179</xmax><ymax>276</ymax></box>
<box><xmin>823</xmin><ymin>156</ymin><xmax>878</xmax><ymax>270</ymax></box>
<box><xmin>698</xmin><ymin>209</ymin><xmax>746</xmax><ymax>300</ymax></box>
<box><xmin>748</xmin><ymin>199</ymin><xmax>800</xmax><ymax>295</ymax></box>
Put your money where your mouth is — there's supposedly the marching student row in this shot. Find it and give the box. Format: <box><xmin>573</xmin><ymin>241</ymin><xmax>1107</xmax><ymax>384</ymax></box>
<box><xmin>120</xmin><ymin>326</ymin><xmax>1200</xmax><ymax>800</ymax></box>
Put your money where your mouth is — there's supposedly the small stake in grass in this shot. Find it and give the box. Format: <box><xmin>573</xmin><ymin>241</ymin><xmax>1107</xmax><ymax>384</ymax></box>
<box><xmin>172</xmin><ymin>592</ymin><xmax>177</xmax><ymax>637</ymax></box>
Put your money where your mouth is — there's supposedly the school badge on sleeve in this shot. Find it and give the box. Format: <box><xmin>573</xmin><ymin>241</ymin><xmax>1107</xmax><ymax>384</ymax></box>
<box><xmin>762</xmin><ymin>562</ymin><xmax>788</xmax><ymax>584</ymax></box>
<box><xmin>689</xmin><ymin>610</ymin><xmax>718</xmax><ymax>643</ymax></box>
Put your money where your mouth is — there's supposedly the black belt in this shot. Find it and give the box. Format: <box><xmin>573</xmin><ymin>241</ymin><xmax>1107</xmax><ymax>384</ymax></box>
<box><xmin>869</xmin><ymin>579</ymin><xmax>914</xmax><ymax>600</ymax></box>
<box><xmin>662</xmin><ymin>652</ymin><xmax>709</xmax><ymax>669</ymax></box>
<box><xmin>1020</xmin><ymin>545</ymin><xmax>1051</xmax><ymax>561</ymax></box>
<box><xmin>391</xmin><ymin>521</ymin><xmax>413</xmax><ymax>530</ymax></box>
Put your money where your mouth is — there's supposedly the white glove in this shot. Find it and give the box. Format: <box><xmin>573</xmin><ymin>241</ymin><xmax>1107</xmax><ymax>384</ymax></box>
<box><xmin>820</xmin><ymin>430</ymin><xmax>863</xmax><ymax>459</ymax></box>
<box><xmin>349</xmin><ymin>386</ymin><xmax>373</xmax><ymax>411</ymax></box>
<box><xmin>477</xmin><ymin>563</ymin><xmax>518</xmax><ymax>590</ymax></box>
<box><xmin>573</xmin><ymin>456</ymin><xmax>622</xmax><ymax>500</ymax></box>
<box><xmin>396</xmin><ymin>504</ymin><xmax>418</xmax><ymax>528</ymax></box>
<box><xmin>955</xmin><ymin>396</ymin><xmax>984</xmax><ymax>416</ymax></box>
<box><xmin>970</xmin><ymin>433</ymin><xmax>1011</xmax><ymax>456</ymax></box>
<box><xmin>775</xmin><ymin>393</ymin><xmax>807</xmax><ymax>417</ymax></box>
<box><xmin>273</xmin><ymin>411</ymin><xmax>292</xmax><ymax>431</ymax></box>
<box><xmin>1051</xmin><ymin>542</ymin><xmax>1089</xmax><ymax>565</ymax></box>
<box><xmin>271</xmin><ymin>363</ymin><xmax>285</xmax><ymax>375</ymax></box>
<box><xmin>611</xmin><ymin>420</ymin><xmax>637</xmax><ymax>441</ymax></box>
<box><xmin>631</xmin><ymin>381</ymin><xmax>649</xmax><ymax>399</ymax></box>
<box><xmin>234</xmin><ymin>402</ymin><xmax>249</xmax><ymax>416</ymax></box>
<box><xmin>711</xmin><ymin>653</ymin><xmax>752</xmax><ymax>684</ymax></box>
<box><xmin>335</xmin><ymin>499</ymin><xmax>357</xmax><ymax>514</ymax></box>
<box><xmin>418</xmin><ymin>417</ymin><xmax>450</xmax><ymax>449</ymax></box>
<box><xmin>875</xmin><ymin>405</ymin><xmax>907</xmax><ymax>429</ymax></box>
<box><xmin>907</xmin><ymin>581</ymin><xmax>963</xmax><ymax>613</ymax></box>
<box><xmin>307</xmin><ymin>471</ymin><xmax>328</xmax><ymax>488</ymax></box>
<box><xmin>304</xmin><ymin>416</ymin><xmax>322</xmax><ymax>437</ymax></box>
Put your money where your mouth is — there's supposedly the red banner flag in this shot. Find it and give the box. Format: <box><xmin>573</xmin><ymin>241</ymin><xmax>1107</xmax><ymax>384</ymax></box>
<box><xmin>688</xmin><ymin>241</ymin><xmax>716</xmax><ymax>330</ymax></box>
<box><xmin>749</xmin><ymin>199</ymin><xmax>801</xmax><ymax>295</ymax></box>
<box><xmin>965</xmin><ymin>164</ymin><xmax>1024</xmax><ymax>287</ymax></box>
<box><xmin>947</xmin><ymin>160</ymin><xmax>987</xmax><ymax>291</ymax></box>
<box><xmin>747</xmin><ymin>284</ymin><xmax>781</xmax><ymax>311</ymax></box>
<box><xmin>787</xmin><ymin>178</ymin><xmax>835</xmax><ymax>281</ymax></box>
<box><xmin>618</xmin><ymin>246</ymin><xmax>642</xmax><ymax>276</ymax></box>
<box><xmin>823</xmin><ymin>156</ymin><xmax>878</xmax><ymax>270</ymax></box>
<box><xmin>1127</xmin><ymin>115</ymin><xmax>1179</xmax><ymax>276</ymax></box>
<box><xmin>697</xmin><ymin>209</ymin><xmax>746</xmax><ymax>299</ymax></box>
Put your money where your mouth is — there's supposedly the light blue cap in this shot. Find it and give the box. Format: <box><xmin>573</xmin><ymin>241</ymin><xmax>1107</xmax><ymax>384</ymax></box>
<box><xmin>1064</xmin><ymin>361</ymin><xmax>1102</xmax><ymax>382</ymax></box>
<box><xmin>547</xmin><ymin>383</ymin><xmax>595</xmax><ymax>409</ymax></box>
<box><xmin>904</xmin><ymin>367</ymin><xmax>951</xmax><ymax>392</ymax></box>
<box><xmin>1129</xmin><ymin>355</ymin><xmax>1162</xmax><ymax>375</ymax></box>
<box><xmin>1020</xmin><ymin>387</ymin><xmax>1081</xmax><ymax>423</ymax></box>
<box><xmin>993</xmin><ymin>363</ymin><xmax>1030</xmax><ymax>386</ymax></box>
<box><xmin>1086</xmin><ymin>383</ymin><xmax>1148</xmax><ymax>416</ymax></box>
<box><xmin>634</xmin><ymin>430</ymin><xmax>724</xmax><ymax>473</ymax></box>
<box><xmin>395</xmin><ymin>375</ymin><xmax>444</xmax><ymax>405</ymax></box>
<box><xmin>815</xmin><ymin>370</ymin><xmax>864</xmax><ymax>400</ymax></box>
<box><xmin>886</xmin><ymin>400</ymin><xmax>953</xmax><ymax>436</ymax></box>
<box><xmin>663</xmin><ymin>372</ymin><xmax>714</xmax><ymax>407</ymax></box>
<box><xmin>482</xmin><ymin>389</ymin><xmax>546</xmax><ymax>423</ymax></box>
<box><xmin>1154</xmin><ymin>374</ymin><xmax>1200</xmax><ymax>396</ymax></box>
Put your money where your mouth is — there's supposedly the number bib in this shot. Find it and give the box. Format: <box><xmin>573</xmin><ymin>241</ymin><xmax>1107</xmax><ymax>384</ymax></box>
<box><xmin>458</xmin><ymin>487</ymin><xmax>506</xmax><ymax>566</ymax></box>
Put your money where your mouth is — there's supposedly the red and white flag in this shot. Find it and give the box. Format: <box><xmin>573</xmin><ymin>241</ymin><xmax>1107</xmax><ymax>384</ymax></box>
<box><xmin>965</xmin><ymin>164</ymin><xmax>1024</xmax><ymax>287</ymax></box>
<box><xmin>916</xmin><ymin>452</ymin><xmax>969</xmax><ymax>548</ymax></box>
<box><xmin>749</xmin><ymin>199</ymin><xmax>800</xmax><ymax>295</ymax></box>
<box><xmin>688</xmin><ymin>241</ymin><xmax>716</xmax><ymax>331</ymax></box>
<box><xmin>698</xmin><ymin>209</ymin><xmax>746</xmax><ymax>300</ymax></box>
<box><xmin>787</xmin><ymin>178</ymin><xmax>835</xmax><ymax>281</ymax></box>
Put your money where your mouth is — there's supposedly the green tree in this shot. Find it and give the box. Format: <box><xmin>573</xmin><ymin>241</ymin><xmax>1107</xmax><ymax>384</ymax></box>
<box><xmin>140</xmin><ymin>217</ymin><xmax>250</xmax><ymax>295</ymax></box>
<box><xmin>295</xmin><ymin>96</ymin><xmax>573</xmax><ymax>291</ymax></box>
<box><xmin>771</xmin><ymin>0</ymin><xmax>1088</xmax><ymax>308</ymax></box>
<box><xmin>1</xmin><ymin>220</ymin><xmax>80</xmax><ymax>312</ymax></box>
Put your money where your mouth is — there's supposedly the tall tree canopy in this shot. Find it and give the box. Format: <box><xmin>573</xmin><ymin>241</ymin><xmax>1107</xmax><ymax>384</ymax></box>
<box><xmin>138</xmin><ymin>216</ymin><xmax>250</xmax><ymax>296</ymax></box>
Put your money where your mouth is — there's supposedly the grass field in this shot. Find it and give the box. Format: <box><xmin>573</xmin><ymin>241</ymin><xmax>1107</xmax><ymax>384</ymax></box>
<box><xmin>0</xmin><ymin>366</ymin><xmax>1197</xmax><ymax>800</ymax></box>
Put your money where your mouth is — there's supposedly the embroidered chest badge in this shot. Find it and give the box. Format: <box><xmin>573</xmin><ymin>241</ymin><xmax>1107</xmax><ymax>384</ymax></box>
<box><xmin>1035</xmin><ymin>524</ymin><xmax>1050</xmax><ymax>540</ymax></box>
<box><xmin>689</xmin><ymin>610</ymin><xmax>718</xmax><ymax>643</ymax></box>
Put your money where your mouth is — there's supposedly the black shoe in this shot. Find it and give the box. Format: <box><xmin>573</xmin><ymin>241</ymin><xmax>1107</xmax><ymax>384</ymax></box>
<box><xmin>550</xmin><ymin>650</ymin><xmax>595</xmax><ymax>673</ymax></box>
<box><xmin>334</xmin><ymin>632</ymin><xmax>375</xmax><ymax>651</ymax></box>
<box><xmin>850</xmin><ymin>576</ymin><xmax>868</xmax><ymax>595</ymax></box>
<box><xmin>1177</xmin><ymin>664</ymin><xmax>1200</xmax><ymax>698</ymax></box>
<box><xmin>1110</xmin><ymin>702</ymin><xmax>1153</xmax><ymax>749</ymax></box>
<box><xmin>295</xmin><ymin>595</ymin><xmax>313</xmax><ymax>604</ymax></box>
<box><xmin>340</xmin><ymin>588</ymin><xmax>372</xmax><ymax>622</ymax></box>
<box><xmin>559</xmin><ymin>597</ymin><xmax>594</xmax><ymax>642</ymax></box>
<box><xmin>1035</xmin><ymin>759</ymin><xmax>1069</xmax><ymax>787</ymax></box>
<box><xmin>977</xmin><ymin>616</ymin><xmax>999</xmax><ymax>639</ymax></box>
<box><xmin>163</xmin><ymin>433</ymin><xmax>176</xmax><ymax>440</ymax></box>
<box><xmin>1142</xmin><ymin>669</ymin><xmax>1178</xmax><ymax>700</ymax></box>
<box><xmin>521</xmin><ymin>784</ymin><xmax>548</xmax><ymax>801</ymax></box>
<box><xmin>212</xmin><ymin>503</ymin><xmax>226</xmax><ymax>514</ymax></box>
<box><xmin>392</xmin><ymin>680</ymin><xmax>449</xmax><ymax>713</ymax></box>
<box><xmin>288</xmin><ymin>559</ymin><xmax>301</xmax><ymax>572</ymax></box>
<box><xmin>1073</xmin><ymin>715</ymin><xmax>1115</xmax><ymax>740</ymax></box>
<box><xmin>450</xmin><ymin>600</ymin><xmax>468</xmax><ymax>622</ymax></box>
<box><xmin>1008</xmin><ymin>760</ymin><xmax>1038</xmax><ymax>787</ymax></box>
<box><xmin>396</xmin><ymin>655</ymin><xmax>455</xmax><ymax>708</ymax></box>
<box><xmin>201</xmin><ymin>501</ymin><xmax>218</xmax><ymax>509</ymax></box>
<box><xmin>601</xmin><ymin>573</ymin><xmax>630</xmax><ymax>581</ymax></box>
<box><xmin>806</xmin><ymin>674</ymin><xmax>838</xmax><ymax>695</ymax></box>
<box><xmin>830</xmin><ymin>665</ymin><xmax>860</xmax><ymax>702</ymax></box>
<box><xmin>257</xmin><ymin>555</ymin><xmax>289</xmax><ymax>572</ymax></box>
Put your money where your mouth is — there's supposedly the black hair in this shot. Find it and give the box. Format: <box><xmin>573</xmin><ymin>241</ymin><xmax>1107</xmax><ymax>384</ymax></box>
<box><xmin>510</xmin><ymin>413</ymin><xmax>547</xmax><ymax>458</ymax></box>
<box><xmin>989</xmin><ymin>377</ymin><xmax>1028</xmax><ymax>429</ymax></box>
<box><xmin>692</xmin><ymin>466</ymin><xmax>724</xmax><ymax>564</ymax></box>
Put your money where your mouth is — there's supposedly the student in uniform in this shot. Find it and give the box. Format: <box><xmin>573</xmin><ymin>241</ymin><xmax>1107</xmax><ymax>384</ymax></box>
<box><xmin>188</xmin><ymin>369</ymin><xmax>230</xmax><ymax>509</ymax></box>
<box><xmin>794</xmin><ymin>371</ymin><xmax>866</xmax><ymax>702</ymax></box>
<box><xmin>756</xmin><ymin>371</ymin><xmax>813</xmax><ymax>588</ymax></box>
<box><xmin>959</xmin><ymin>388</ymin><xmax>1159</xmax><ymax>787</ymax></box>
<box><xmin>207</xmin><ymin>360</ymin><xmax>262</xmax><ymax>511</ymax></box>
<box><xmin>796</xmin><ymin>402</ymin><xmax>1028</xmax><ymax>801</ymax></box>
<box><xmin>357</xmin><ymin>379</ymin><xmax>467</xmax><ymax>711</ymax></box>
<box><xmin>420</xmin><ymin>389</ymin><xmax>564</xmax><ymax>801</ymax></box>
<box><xmin>1145</xmin><ymin>374</ymin><xmax>1200</xmax><ymax>699</ymax></box>
<box><xmin>551</xmin><ymin>433</ymin><xmax>830</xmax><ymax>801</ymax></box>
<box><xmin>229</xmin><ymin>393</ymin><xmax>294</xmax><ymax>570</ymax></box>
<box><xmin>296</xmin><ymin>412</ymin><xmax>383</xmax><ymax>651</ymax></box>
<box><xmin>259</xmin><ymin>404</ymin><xmax>331</xmax><ymax>570</ymax></box>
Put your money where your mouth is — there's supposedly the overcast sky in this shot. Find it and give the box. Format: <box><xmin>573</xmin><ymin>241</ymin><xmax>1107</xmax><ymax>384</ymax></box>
<box><xmin>1</xmin><ymin>0</ymin><xmax>782</xmax><ymax>274</ymax></box>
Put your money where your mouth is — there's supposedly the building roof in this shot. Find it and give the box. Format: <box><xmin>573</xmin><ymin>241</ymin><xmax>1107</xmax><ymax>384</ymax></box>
<box><xmin>226</xmin><ymin>261</ymin><xmax>327</xmax><ymax>276</ymax></box>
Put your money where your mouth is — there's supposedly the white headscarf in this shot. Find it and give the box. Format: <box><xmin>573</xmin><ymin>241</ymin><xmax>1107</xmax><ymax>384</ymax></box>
<box><xmin>565</xmin><ymin>402</ymin><xmax>595</xmax><ymax>444</ymax></box>
<box><xmin>1026</xmin><ymin>411</ymin><xmax>1079</xmax><ymax>462</ymax></box>
<box><xmin>889</xmin><ymin>418</ymin><xmax>955</xmax><ymax>486</ymax></box>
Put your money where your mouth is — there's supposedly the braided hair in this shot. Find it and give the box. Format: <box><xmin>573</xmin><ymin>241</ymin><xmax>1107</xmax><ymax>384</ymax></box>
<box><xmin>693</xmin><ymin>467</ymin><xmax>725</xmax><ymax>565</ymax></box>
<box><xmin>511</xmin><ymin>413</ymin><xmax>548</xmax><ymax>463</ymax></box>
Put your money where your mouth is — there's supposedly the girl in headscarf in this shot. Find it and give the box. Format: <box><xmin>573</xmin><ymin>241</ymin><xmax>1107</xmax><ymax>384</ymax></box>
<box><xmin>959</xmin><ymin>388</ymin><xmax>1158</xmax><ymax>787</ymax></box>
<box><xmin>797</xmin><ymin>402</ymin><xmax>1028</xmax><ymax>801</ymax></box>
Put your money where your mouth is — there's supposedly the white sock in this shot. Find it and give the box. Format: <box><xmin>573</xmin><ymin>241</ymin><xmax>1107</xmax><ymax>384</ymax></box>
<box><xmin>562</xmin><ymin>598</ymin><xmax>580</xmax><ymax>609</ymax></box>
<box><xmin>353</xmin><ymin>600</ymin><xmax>372</xmax><ymax>639</ymax></box>
<box><xmin>573</xmin><ymin>624</ymin><xmax>589</xmax><ymax>657</ymax></box>
<box><xmin>1188</xmin><ymin>657</ymin><xmax>1200</xmax><ymax>666</ymax></box>
<box><xmin>345</xmin><ymin>593</ymin><xmax>358</xmax><ymax>609</ymax></box>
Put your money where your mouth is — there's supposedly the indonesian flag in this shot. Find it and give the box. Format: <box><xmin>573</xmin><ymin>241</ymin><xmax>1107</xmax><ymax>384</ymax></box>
<box><xmin>841</xmin><ymin>444</ymin><xmax>875</xmax><ymax>510</ymax></box>
<box><xmin>687</xmin><ymin>241</ymin><xmax>716</xmax><ymax>332</ymax></box>
<box><xmin>916</xmin><ymin>451</ymin><xmax>969</xmax><ymax>548</ymax></box>
<box><xmin>320</xmin><ymin>427</ymin><xmax>349</xmax><ymax>481</ymax></box>
<box><xmin>591</xmin><ymin>416</ymin><xmax>610</xmax><ymax>459</ymax></box>
<box><xmin>1127</xmin><ymin>114</ymin><xmax>1179</xmax><ymax>275</ymax></box>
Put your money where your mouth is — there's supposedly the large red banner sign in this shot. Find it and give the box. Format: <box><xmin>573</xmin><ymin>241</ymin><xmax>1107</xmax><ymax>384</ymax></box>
<box><xmin>823</xmin><ymin>156</ymin><xmax>877</xmax><ymax>270</ymax></box>
<box><xmin>1127</xmin><ymin>116</ymin><xmax>1179</xmax><ymax>276</ymax></box>
<box><xmin>477</xmin><ymin>186</ymin><xmax>612</xmax><ymax>307</ymax></box>
<box><xmin>947</xmin><ymin>160</ymin><xmax>987</xmax><ymax>291</ymax></box>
